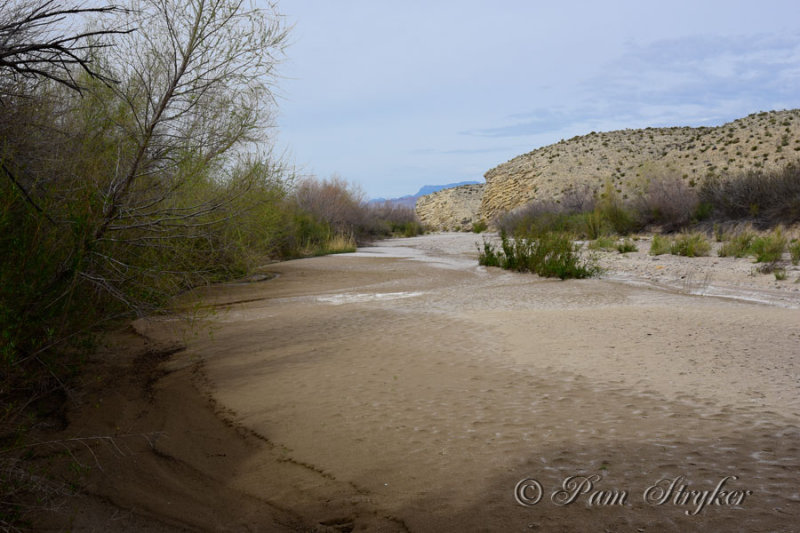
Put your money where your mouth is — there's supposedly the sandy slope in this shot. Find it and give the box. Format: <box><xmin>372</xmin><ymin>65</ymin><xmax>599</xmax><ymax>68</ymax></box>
<box><xmin>36</xmin><ymin>233</ymin><xmax>799</xmax><ymax>532</ymax></box>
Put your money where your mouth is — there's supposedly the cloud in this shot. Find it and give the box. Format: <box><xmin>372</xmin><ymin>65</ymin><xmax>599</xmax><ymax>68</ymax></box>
<box><xmin>465</xmin><ymin>32</ymin><xmax>800</xmax><ymax>138</ymax></box>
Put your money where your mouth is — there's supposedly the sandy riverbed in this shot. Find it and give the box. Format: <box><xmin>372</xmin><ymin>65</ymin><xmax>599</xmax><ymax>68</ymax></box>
<box><xmin>40</xmin><ymin>233</ymin><xmax>799</xmax><ymax>532</ymax></box>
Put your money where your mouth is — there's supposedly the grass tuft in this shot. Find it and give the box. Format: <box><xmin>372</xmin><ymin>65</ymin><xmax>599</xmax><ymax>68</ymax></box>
<box><xmin>670</xmin><ymin>232</ymin><xmax>711</xmax><ymax>257</ymax></box>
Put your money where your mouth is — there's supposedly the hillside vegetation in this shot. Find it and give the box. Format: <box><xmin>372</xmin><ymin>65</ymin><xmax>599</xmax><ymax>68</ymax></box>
<box><xmin>481</xmin><ymin>110</ymin><xmax>800</xmax><ymax>223</ymax></box>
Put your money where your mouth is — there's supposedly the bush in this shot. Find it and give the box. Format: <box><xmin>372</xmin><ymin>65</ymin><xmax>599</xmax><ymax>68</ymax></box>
<box><xmin>497</xmin><ymin>185</ymin><xmax>597</xmax><ymax>238</ymax></box>
<box><xmin>595</xmin><ymin>182</ymin><xmax>637</xmax><ymax>235</ymax></box>
<box><xmin>789</xmin><ymin>241</ymin><xmax>800</xmax><ymax>265</ymax></box>
<box><xmin>649</xmin><ymin>234</ymin><xmax>672</xmax><ymax>256</ymax></box>
<box><xmin>616</xmin><ymin>238</ymin><xmax>638</xmax><ymax>253</ymax></box>
<box><xmin>477</xmin><ymin>238</ymin><xmax>502</xmax><ymax>267</ymax></box>
<box><xmin>632</xmin><ymin>168</ymin><xmax>698</xmax><ymax>230</ymax></box>
<box><xmin>718</xmin><ymin>232</ymin><xmax>756</xmax><ymax>258</ymax></box>
<box><xmin>588</xmin><ymin>236</ymin><xmax>617</xmax><ymax>251</ymax></box>
<box><xmin>750</xmin><ymin>228</ymin><xmax>787</xmax><ymax>263</ymax></box>
<box><xmin>700</xmin><ymin>161</ymin><xmax>800</xmax><ymax>226</ymax></box>
<box><xmin>477</xmin><ymin>231</ymin><xmax>599</xmax><ymax>279</ymax></box>
<box><xmin>359</xmin><ymin>202</ymin><xmax>425</xmax><ymax>238</ymax></box>
<box><xmin>472</xmin><ymin>220</ymin><xmax>488</xmax><ymax>233</ymax></box>
<box><xmin>670</xmin><ymin>232</ymin><xmax>711</xmax><ymax>257</ymax></box>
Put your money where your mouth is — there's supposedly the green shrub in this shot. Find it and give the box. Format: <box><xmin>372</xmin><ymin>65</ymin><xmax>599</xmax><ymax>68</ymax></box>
<box><xmin>789</xmin><ymin>241</ymin><xmax>800</xmax><ymax>265</ymax></box>
<box><xmin>399</xmin><ymin>220</ymin><xmax>425</xmax><ymax>237</ymax></box>
<box><xmin>472</xmin><ymin>220</ymin><xmax>488</xmax><ymax>233</ymax></box>
<box><xmin>649</xmin><ymin>234</ymin><xmax>672</xmax><ymax>255</ymax></box>
<box><xmin>581</xmin><ymin>210</ymin><xmax>609</xmax><ymax>239</ymax></box>
<box><xmin>588</xmin><ymin>236</ymin><xmax>617</xmax><ymax>251</ymax></box>
<box><xmin>718</xmin><ymin>232</ymin><xmax>755</xmax><ymax>257</ymax></box>
<box><xmin>477</xmin><ymin>231</ymin><xmax>599</xmax><ymax>279</ymax></box>
<box><xmin>616</xmin><ymin>238</ymin><xmax>638</xmax><ymax>253</ymax></box>
<box><xmin>774</xmin><ymin>268</ymin><xmax>787</xmax><ymax>281</ymax></box>
<box><xmin>670</xmin><ymin>232</ymin><xmax>711</xmax><ymax>257</ymax></box>
<box><xmin>750</xmin><ymin>228</ymin><xmax>787</xmax><ymax>263</ymax></box>
<box><xmin>477</xmin><ymin>239</ymin><xmax>501</xmax><ymax>267</ymax></box>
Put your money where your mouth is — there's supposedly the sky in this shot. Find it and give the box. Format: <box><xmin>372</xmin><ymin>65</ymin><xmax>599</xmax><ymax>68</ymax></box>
<box><xmin>273</xmin><ymin>1</ymin><xmax>800</xmax><ymax>199</ymax></box>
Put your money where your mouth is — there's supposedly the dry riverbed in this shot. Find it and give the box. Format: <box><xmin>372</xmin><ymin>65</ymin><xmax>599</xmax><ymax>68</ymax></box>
<box><xmin>35</xmin><ymin>233</ymin><xmax>799</xmax><ymax>532</ymax></box>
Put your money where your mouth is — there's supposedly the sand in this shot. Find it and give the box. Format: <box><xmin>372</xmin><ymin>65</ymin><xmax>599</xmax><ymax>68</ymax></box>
<box><xmin>32</xmin><ymin>233</ymin><xmax>799</xmax><ymax>532</ymax></box>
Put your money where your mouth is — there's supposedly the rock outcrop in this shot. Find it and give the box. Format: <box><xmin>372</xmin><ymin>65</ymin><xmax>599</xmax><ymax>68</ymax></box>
<box><xmin>416</xmin><ymin>184</ymin><xmax>485</xmax><ymax>231</ymax></box>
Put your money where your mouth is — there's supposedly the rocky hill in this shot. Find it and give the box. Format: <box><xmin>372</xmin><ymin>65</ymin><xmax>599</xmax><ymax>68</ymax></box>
<box><xmin>370</xmin><ymin>181</ymin><xmax>480</xmax><ymax>209</ymax></box>
<box><xmin>479</xmin><ymin>109</ymin><xmax>800</xmax><ymax>223</ymax></box>
<box><xmin>416</xmin><ymin>183</ymin><xmax>484</xmax><ymax>231</ymax></box>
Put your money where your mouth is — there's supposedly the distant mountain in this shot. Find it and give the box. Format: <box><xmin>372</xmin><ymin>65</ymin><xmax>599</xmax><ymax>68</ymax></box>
<box><xmin>369</xmin><ymin>181</ymin><xmax>481</xmax><ymax>208</ymax></box>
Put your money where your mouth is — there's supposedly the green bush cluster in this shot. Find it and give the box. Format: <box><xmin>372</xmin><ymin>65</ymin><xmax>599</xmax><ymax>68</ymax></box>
<box><xmin>717</xmin><ymin>228</ymin><xmax>788</xmax><ymax>263</ymax></box>
<box><xmin>472</xmin><ymin>220</ymin><xmax>489</xmax><ymax>233</ymax></box>
<box><xmin>670</xmin><ymin>233</ymin><xmax>712</xmax><ymax>257</ymax></box>
<box><xmin>749</xmin><ymin>229</ymin><xmax>787</xmax><ymax>263</ymax></box>
<box><xmin>718</xmin><ymin>232</ymin><xmax>756</xmax><ymax>257</ymax></box>
<box><xmin>478</xmin><ymin>231</ymin><xmax>599</xmax><ymax>279</ymax></box>
<box><xmin>616</xmin><ymin>239</ymin><xmax>638</xmax><ymax>253</ymax></box>
<box><xmin>648</xmin><ymin>233</ymin><xmax>711</xmax><ymax>257</ymax></box>
<box><xmin>587</xmin><ymin>236</ymin><xmax>617</xmax><ymax>251</ymax></box>
<box><xmin>648</xmin><ymin>234</ymin><xmax>672</xmax><ymax>256</ymax></box>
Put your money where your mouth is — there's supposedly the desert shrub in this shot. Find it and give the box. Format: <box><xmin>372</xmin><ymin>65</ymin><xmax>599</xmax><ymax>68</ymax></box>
<box><xmin>295</xmin><ymin>176</ymin><xmax>366</xmax><ymax>234</ymax></box>
<box><xmin>595</xmin><ymin>181</ymin><xmax>637</xmax><ymax>235</ymax></box>
<box><xmin>649</xmin><ymin>234</ymin><xmax>672</xmax><ymax>255</ymax></box>
<box><xmin>477</xmin><ymin>231</ymin><xmax>599</xmax><ymax>279</ymax></box>
<box><xmin>789</xmin><ymin>241</ymin><xmax>800</xmax><ymax>265</ymax></box>
<box><xmin>501</xmin><ymin>230</ymin><xmax>518</xmax><ymax>270</ymax></box>
<box><xmin>670</xmin><ymin>232</ymin><xmax>711</xmax><ymax>257</ymax></box>
<box><xmin>588</xmin><ymin>236</ymin><xmax>617</xmax><ymax>251</ymax></box>
<box><xmin>497</xmin><ymin>185</ymin><xmax>597</xmax><ymax>238</ymax></box>
<box><xmin>750</xmin><ymin>228</ymin><xmax>787</xmax><ymax>263</ymax></box>
<box><xmin>580</xmin><ymin>210</ymin><xmax>609</xmax><ymax>239</ymax></box>
<box><xmin>700</xmin><ymin>161</ymin><xmax>800</xmax><ymax>226</ymax></box>
<box><xmin>632</xmin><ymin>168</ymin><xmax>698</xmax><ymax>230</ymax></box>
<box><xmin>713</xmin><ymin>224</ymin><xmax>725</xmax><ymax>242</ymax></box>
<box><xmin>616</xmin><ymin>238</ymin><xmax>638</xmax><ymax>253</ymax></box>
<box><xmin>318</xmin><ymin>233</ymin><xmax>357</xmax><ymax>255</ymax></box>
<box><xmin>359</xmin><ymin>203</ymin><xmax>425</xmax><ymax>238</ymax></box>
<box><xmin>477</xmin><ymin>239</ymin><xmax>502</xmax><ymax>267</ymax></box>
<box><xmin>718</xmin><ymin>232</ymin><xmax>756</xmax><ymax>258</ymax></box>
<box><xmin>774</xmin><ymin>268</ymin><xmax>787</xmax><ymax>281</ymax></box>
<box><xmin>472</xmin><ymin>220</ymin><xmax>488</xmax><ymax>233</ymax></box>
<box><xmin>400</xmin><ymin>220</ymin><xmax>426</xmax><ymax>237</ymax></box>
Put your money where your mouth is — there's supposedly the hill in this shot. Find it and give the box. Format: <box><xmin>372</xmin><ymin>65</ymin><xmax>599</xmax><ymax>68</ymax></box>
<box><xmin>479</xmin><ymin>109</ymin><xmax>800</xmax><ymax>223</ymax></box>
<box><xmin>370</xmin><ymin>181</ymin><xmax>480</xmax><ymax>208</ymax></box>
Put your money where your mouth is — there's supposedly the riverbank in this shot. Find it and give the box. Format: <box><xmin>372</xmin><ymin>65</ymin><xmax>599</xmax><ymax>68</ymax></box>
<box><xmin>28</xmin><ymin>233</ymin><xmax>800</xmax><ymax>531</ymax></box>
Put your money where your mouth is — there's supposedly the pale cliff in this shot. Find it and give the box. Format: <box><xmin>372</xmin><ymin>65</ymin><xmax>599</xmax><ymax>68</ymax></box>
<box><xmin>416</xmin><ymin>184</ymin><xmax>485</xmax><ymax>231</ymax></box>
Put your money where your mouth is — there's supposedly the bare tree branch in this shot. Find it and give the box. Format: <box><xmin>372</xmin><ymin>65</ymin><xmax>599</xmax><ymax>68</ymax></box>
<box><xmin>0</xmin><ymin>0</ymin><xmax>131</xmax><ymax>93</ymax></box>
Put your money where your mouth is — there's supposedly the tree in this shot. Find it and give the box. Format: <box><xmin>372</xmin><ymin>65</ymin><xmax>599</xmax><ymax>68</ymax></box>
<box><xmin>0</xmin><ymin>0</ymin><xmax>128</xmax><ymax>94</ymax></box>
<box><xmin>0</xmin><ymin>0</ymin><xmax>288</xmax><ymax>375</ymax></box>
<box><xmin>68</xmin><ymin>0</ymin><xmax>289</xmax><ymax>308</ymax></box>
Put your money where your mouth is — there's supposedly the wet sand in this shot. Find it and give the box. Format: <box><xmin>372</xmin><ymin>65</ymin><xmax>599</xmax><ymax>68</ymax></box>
<box><xmin>43</xmin><ymin>233</ymin><xmax>799</xmax><ymax>531</ymax></box>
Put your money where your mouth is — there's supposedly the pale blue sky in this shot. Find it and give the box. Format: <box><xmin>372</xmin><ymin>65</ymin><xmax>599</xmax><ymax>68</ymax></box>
<box><xmin>274</xmin><ymin>1</ymin><xmax>800</xmax><ymax>199</ymax></box>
